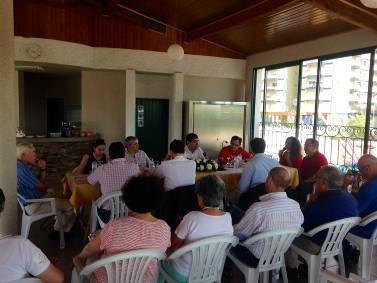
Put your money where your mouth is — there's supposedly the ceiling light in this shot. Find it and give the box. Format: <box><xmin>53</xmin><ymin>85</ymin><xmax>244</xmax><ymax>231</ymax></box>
<box><xmin>361</xmin><ymin>0</ymin><xmax>377</xmax><ymax>8</ymax></box>
<box><xmin>167</xmin><ymin>44</ymin><xmax>184</xmax><ymax>61</ymax></box>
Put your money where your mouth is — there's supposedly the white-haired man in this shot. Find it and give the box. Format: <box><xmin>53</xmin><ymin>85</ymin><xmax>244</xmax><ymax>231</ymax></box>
<box><xmin>17</xmin><ymin>143</ymin><xmax>75</xmax><ymax>236</ymax></box>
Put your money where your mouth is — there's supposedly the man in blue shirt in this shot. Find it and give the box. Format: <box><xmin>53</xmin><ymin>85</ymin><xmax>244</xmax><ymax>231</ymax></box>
<box><xmin>294</xmin><ymin>166</ymin><xmax>358</xmax><ymax>253</ymax></box>
<box><xmin>238</xmin><ymin>138</ymin><xmax>280</xmax><ymax>210</ymax></box>
<box><xmin>17</xmin><ymin>143</ymin><xmax>75</xmax><ymax>234</ymax></box>
<box><xmin>349</xmin><ymin>154</ymin><xmax>377</xmax><ymax>238</ymax></box>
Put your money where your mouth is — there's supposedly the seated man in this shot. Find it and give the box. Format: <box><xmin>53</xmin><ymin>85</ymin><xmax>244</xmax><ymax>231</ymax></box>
<box><xmin>156</xmin><ymin>140</ymin><xmax>196</xmax><ymax>192</ymax></box>
<box><xmin>294</xmin><ymin>166</ymin><xmax>358</xmax><ymax>254</ymax></box>
<box><xmin>124</xmin><ymin>136</ymin><xmax>152</xmax><ymax>168</ymax></box>
<box><xmin>88</xmin><ymin>141</ymin><xmax>140</xmax><ymax>223</ymax></box>
<box><xmin>230</xmin><ymin>167</ymin><xmax>303</xmax><ymax>267</ymax></box>
<box><xmin>238</xmin><ymin>138</ymin><xmax>280</xmax><ymax>210</ymax></box>
<box><xmin>218</xmin><ymin>135</ymin><xmax>251</xmax><ymax>166</ymax></box>
<box><xmin>0</xmin><ymin>188</ymin><xmax>64</xmax><ymax>283</ymax></box>
<box><xmin>294</xmin><ymin>138</ymin><xmax>328</xmax><ymax>207</ymax></box>
<box><xmin>17</xmin><ymin>143</ymin><xmax>75</xmax><ymax>235</ymax></box>
<box><xmin>184</xmin><ymin>133</ymin><xmax>205</xmax><ymax>160</ymax></box>
<box><xmin>349</xmin><ymin>154</ymin><xmax>377</xmax><ymax>238</ymax></box>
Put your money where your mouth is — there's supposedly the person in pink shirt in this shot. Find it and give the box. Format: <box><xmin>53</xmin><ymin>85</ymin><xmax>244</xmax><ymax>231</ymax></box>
<box><xmin>73</xmin><ymin>175</ymin><xmax>171</xmax><ymax>283</ymax></box>
<box><xmin>87</xmin><ymin>142</ymin><xmax>140</xmax><ymax>223</ymax></box>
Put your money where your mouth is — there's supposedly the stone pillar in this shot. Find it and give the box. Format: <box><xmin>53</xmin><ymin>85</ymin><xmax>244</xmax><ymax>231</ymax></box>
<box><xmin>0</xmin><ymin>0</ymin><xmax>18</xmax><ymax>234</ymax></box>
<box><xmin>125</xmin><ymin>69</ymin><xmax>136</xmax><ymax>137</ymax></box>
<box><xmin>169</xmin><ymin>73</ymin><xmax>184</xmax><ymax>142</ymax></box>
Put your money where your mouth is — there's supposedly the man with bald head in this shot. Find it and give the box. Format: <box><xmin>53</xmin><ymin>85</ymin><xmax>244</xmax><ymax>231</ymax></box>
<box><xmin>230</xmin><ymin>167</ymin><xmax>303</xmax><ymax>267</ymax></box>
<box><xmin>350</xmin><ymin>154</ymin><xmax>377</xmax><ymax>238</ymax></box>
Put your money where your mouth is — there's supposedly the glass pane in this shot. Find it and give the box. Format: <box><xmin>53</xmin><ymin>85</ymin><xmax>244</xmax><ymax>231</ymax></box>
<box><xmin>317</xmin><ymin>54</ymin><xmax>370</xmax><ymax>165</ymax></box>
<box><xmin>254</xmin><ymin>68</ymin><xmax>265</xmax><ymax>138</ymax></box>
<box><xmin>299</xmin><ymin>59</ymin><xmax>318</xmax><ymax>146</ymax></box>
<box><xmin>263</xmin><ymin>65</ymin><xmax>300</xmax><ymax>158</ymax></box>
<box><xmin>368</xmin><ymin>49</ymin><xmax>377</xmax><ymax>155</ymax></box>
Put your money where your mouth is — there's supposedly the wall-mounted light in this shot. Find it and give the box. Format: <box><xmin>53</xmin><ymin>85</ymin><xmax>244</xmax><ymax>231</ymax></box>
<box><xmin>167</xmin><ymin>44</ymin><xmax>184</xmax><ymax>61</ymax></box>
<box><xmin>361</xmin><ymin>0</ymin><xmax>377</xmax><ymax>8</ymax></box>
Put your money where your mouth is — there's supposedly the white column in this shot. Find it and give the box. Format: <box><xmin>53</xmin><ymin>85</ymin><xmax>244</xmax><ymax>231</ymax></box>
<box><xmin>125</xmin><ymin>69</ymin><xmax>136</xmax><ymax>137</ymax></box>
<box><xmin>169</xmin><ymin>73</ymin><xmax>184</xmax><ymax>142</ymax></box>
<box><xmin>0</xmin><ymin>0</ymin><xmax>18</xmax><ymax>234</ymax></box>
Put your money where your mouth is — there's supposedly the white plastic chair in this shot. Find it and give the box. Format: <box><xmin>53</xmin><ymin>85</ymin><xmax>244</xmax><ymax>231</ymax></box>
<box><xmin>9</xmin><ymin>278</ymin><xmax>43</xmax><ymax>283</ymax></box>
<box><xmin>345</xmin><ymin>211</ymin><xmax>377</xmax><ymax>280</ymax></box>
<box><xmin>292</xmin><ymin>217</ymin><xmax>361</xmax><ymax>283</ymax></box>
<box><xmin>17</xmin><ymin>193</ymin><xmax>65</xmax><ymax>249</ymax></box>
<box><xmin>228</xmin><ymin>228</ymin><xmax>303</xmax><ymax>283</ymax></box>
<box><xmin>73</xmin><ymin>249</ymin><xmax>166</xmax><ymax>283</ymax></box>
<box><xmin>160</xmin><ymin>235</ymin><xmax>239</xmax><ymax>283</ymax></box>
<box><xmin>90</xmin><ymin>192</ymin><xmax>128</xmax><ymax>233</ymax></box>
<box><xmin>320</xmin><ymin>270</ymin><xmax>377</xmax><ymax>283</ymax></box>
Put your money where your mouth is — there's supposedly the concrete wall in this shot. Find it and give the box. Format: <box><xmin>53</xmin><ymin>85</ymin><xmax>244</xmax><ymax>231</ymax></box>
<box><xmin>136</xmin><ymin>73</ymin><xmax>173</xmax><ymax>99</ymax></box>
<box><xmin>0</xmin><ymin>0</ymin><xmax>17</xmax><ymax>234</ymax></box>
<box><xmin>81</xmin><ymin>71</ymin><xmax>126</xmax><ymax>144</ymax></box>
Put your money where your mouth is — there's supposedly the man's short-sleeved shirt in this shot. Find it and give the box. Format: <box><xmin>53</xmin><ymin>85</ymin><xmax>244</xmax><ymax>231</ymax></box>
<box><xmin>17</xmin><ymin>160</ymin><xmax>44</xmax><ymax>200</ymax></box>
<box><xmin>0</xmin><ymin>235</ymin><xmax>50</xmax><ymax>282</ymax></box>
<box><xmin>218</xmin><ymin>146</ymin><xmax>251</xmax><ymax>162</ymax></box>
<box><xmin>184</xmin><ymin>146</ymin><xmax>205</xmax><ymax>160</ymax></box>
<box><xmin>300</xmin><ymin>151</ymin><xmax>328</xmax><ymax>181</ymax></box>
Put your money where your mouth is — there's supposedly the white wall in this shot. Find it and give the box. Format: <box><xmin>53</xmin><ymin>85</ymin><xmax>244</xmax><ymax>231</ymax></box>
<box><xmin>184</xmin><ymin>75</ymin><xmax>245</xmax><ymax>101</ymax></box>
<box><xmin>81</xmin><ymin>71</ymin><xmax>126</xmax><ymax>144</ymax></box>
<box><xmin>136</xmin><ymin>73</ymin><xmax>173</xmax><ymax>99</ymax></box>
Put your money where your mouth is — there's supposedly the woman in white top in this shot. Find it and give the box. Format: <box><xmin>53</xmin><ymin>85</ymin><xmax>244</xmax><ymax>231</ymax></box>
<box><xmin>160</xmin><ymin>175</ymin><xmax>233</xmax><ymax>282</ymax></box>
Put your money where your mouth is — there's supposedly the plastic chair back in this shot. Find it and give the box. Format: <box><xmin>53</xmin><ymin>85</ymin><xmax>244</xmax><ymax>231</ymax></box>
<box><xmin>242</xmin><ymin>228</ymin><xmax>303</xmax><ymax>272</ymax></box>
<box><xmin>164</xmin><ymin>235</ymin><xmax>238</xmax><ymax>283</ymax></box>
<box><xmin>80</xmin><ymin>249</ymin><xmax>166</xmax><ymax>283</ymax></box>
<box><xmin>92</xmin><ymin>192</ymin><xmax>128</xmax><ymax>230</ymax></box>
<box><xmin>314</xmin><ymin>217</ymin><xmax>360</xmax><ymax>257</ymax></box>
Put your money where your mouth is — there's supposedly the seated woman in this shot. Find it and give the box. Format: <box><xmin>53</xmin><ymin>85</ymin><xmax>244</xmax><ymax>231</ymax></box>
<box><xmin>278</xmin><ymin>136</ymin><xmax>303</xmax><ymax>170</ymax></box>
<box><xmin>73</xmin><ymin>175</ymin><xmax>171</xmax><ymax>283</ymax></box>
<box><xmin>125</xmin><ymin>136</ymin><xmax>152</xmax><ymax>168</ymax></box>
<box><xmin>218</xmin><ymin>135</ymin><xmax>251</xmax><ymax>166</ymax></box>
<box><xmin>74</xmin><ymin>139</ymin><xmax>107</xmax><ymax>174</ymax></box>
<box><xmin>0</xmin><ymin>188</ymin><xmax>64</xmax><ymax>283</ymax></box>
<box><xmin>160</xmin><ymin>175</ymin><xmax>233</xmax><ymax>282</ymax></box>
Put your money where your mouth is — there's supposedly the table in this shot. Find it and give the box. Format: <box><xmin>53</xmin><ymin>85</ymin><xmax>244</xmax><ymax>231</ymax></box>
<box><xmin>63</xmin><ymin>173</ymin><xmax>101</xmax><ymax>209</ymax></box>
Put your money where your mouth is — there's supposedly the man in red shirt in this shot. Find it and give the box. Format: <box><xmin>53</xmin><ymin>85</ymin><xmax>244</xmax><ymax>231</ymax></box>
<box><xmin>218</xmin><ymin>136</ymin><xmax>251</xmax><ymax>166</ymax></box>
<box><xmin>294</xmin><ymin>138</ymin><xmax>328</xmax><ymax>207</ymax></box>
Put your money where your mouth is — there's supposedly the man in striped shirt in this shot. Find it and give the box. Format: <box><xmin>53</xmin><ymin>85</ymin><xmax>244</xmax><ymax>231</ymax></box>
<box><xmin>231</xmin><ymin>167</ymin><xmax>304</xmax><ymax>267</ymax></box>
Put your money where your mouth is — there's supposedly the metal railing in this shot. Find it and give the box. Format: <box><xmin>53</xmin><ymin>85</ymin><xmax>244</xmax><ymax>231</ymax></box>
<box><xmin>258</xmin><ymin>123</ymin><xmax>377</xmax><ymax>166</ymax></box>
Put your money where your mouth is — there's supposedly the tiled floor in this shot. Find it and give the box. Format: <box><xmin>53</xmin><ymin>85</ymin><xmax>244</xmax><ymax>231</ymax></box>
<box><xmin>29</xmin><ymin>218</ymin><xmax>377</xmax><ymax>283</ymax></box>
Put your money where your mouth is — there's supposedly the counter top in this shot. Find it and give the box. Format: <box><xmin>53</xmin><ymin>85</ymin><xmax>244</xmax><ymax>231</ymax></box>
<box><xmin>16</xmin><ymin>136</ymin><xmax>99</xmax><ymax>143</ymax></box>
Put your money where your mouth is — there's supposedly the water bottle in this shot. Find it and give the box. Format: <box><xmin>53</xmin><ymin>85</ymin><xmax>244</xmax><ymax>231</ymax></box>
<box><xmin>91</xmin><ymin>161</ymin><xmax>98</xmax><ymax>172</ymax></box>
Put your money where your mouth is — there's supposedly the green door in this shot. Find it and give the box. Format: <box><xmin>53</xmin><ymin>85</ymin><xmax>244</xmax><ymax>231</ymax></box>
<box><xmin>136</xmin><ymin>98</ymin><xmax>169</xmax><ymax>161</ymax></box>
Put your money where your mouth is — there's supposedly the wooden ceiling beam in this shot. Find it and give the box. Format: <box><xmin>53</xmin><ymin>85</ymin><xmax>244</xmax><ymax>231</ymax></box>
<box><xmin>303</xmin><ymin>0</ymin><xmax>377</xmax><ymax>32</ymax></box>
<box><xmin>186</xmin><ymin>0</ymin><xmax>299</xmax><ymax>41</ymax></box>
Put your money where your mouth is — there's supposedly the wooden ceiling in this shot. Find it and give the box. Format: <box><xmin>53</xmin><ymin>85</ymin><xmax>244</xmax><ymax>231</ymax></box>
<box><xmin>13</xmin><ymin>0</ymin><xmax>377</xmax><ymax>59</ymax></box>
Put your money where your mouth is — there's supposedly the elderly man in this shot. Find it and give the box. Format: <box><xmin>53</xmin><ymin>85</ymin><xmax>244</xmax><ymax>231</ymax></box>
<box><xmin>294</xmin><ymin>138</ymin><xmax>328</xmax><ymax>207</ymax></box>
<box><xmin>238</xmin><ymin>138</ymin><xmax>280</xmax><ymax>210</ymax></box>
<box><xmin>349</xmin><ymin>154</ymin><xmax>377</xmax><ymax>238</ymax></box>
<box><xmin>0</xmin><ymin>188</ymin><xmax>64</xmax><ymax>283</ymax></box>
<box><xmin>230</xmin><ymin>167</ymin><xmax>303</xmax><ymax>267</ymax></box>
<box><xmin>184</xmin><ymin>133</ymin><xmax>205</xmax><ymax>160</ymax></box>
<box><xmin>156</xmin><ymin>140</ymin><xmax>196</xmax><ymax>191</ymax></box>
<box><xmin>88</xmin><ymin>142</ymin><xmax>140</xmax><ymax>222</ymax></box>
<box><xmin>218</xmin><ymin>135</ymin><xmax>251</xmax><ymax>166</ymax></box>
<box><xmin>17</xmin><ymin>143</ymin><xmax>75</xmax><ymax>235</ymax></box>
<box><xmin>124</xmin><ymin>136</ymin><xmax>152</xmax><ymax>168</ymax></box>
<box><xmin>294</xmin><ymin>166</ymin><xmax>358</xmax><ymax>253</ymax></box>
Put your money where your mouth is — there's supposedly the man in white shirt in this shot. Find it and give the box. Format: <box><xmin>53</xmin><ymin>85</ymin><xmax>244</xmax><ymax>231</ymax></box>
<box><xmin>184</xmin><ymin>133</ymin><xmax>205</xmax><ymax>160</ymax></box>
<box><xmin>0</xmin><ymin>188</ymin><xmax>64</xmax><ymax>283</ymax></box>
<box><xmin>157</xmin><ymin>140</ymin><xmax>196</xmax><ymax>191</ymax></box>
<box><xmin>231</xmin><ymin>167</ymin><xmax>303</xmax><ymax>267</ymax></box>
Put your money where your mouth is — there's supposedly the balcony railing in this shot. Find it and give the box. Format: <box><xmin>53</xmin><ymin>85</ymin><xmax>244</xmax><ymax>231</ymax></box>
<box><xmin>259</xmin><ymin>122</ymin><xmax>377</xmax><ymax>166</ymax></box>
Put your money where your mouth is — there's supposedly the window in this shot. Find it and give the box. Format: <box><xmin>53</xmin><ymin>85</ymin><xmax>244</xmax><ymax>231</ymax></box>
<box><xmin>253</xmin><ymin>48</ymin><xmax>376</xmax><ymax>166</ymax></box>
